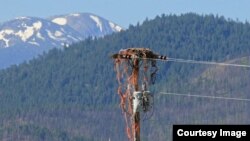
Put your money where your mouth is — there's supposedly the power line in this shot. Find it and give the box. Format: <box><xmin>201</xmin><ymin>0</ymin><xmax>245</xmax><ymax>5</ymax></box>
<box><xmin>148</xmin><ymin>57</ymin><xmax>250</xmax><ymax>68</ymax></box>
<box><xmin>160</xmin><ymin>92</ymin><xmax>250</xmax><ymax>102</ymax></box>
<box><xmin>114</xmin><ymin>52</ymin><xmax>250</xmax><ymax>68</ymax></box>
<box><xmin>167</xmin><ymin>57</ymin><xmax>250</xmax><ymax>68</ymax></box>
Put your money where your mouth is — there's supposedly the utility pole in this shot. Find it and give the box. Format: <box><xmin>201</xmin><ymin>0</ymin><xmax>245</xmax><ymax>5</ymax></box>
<box><xmin>112</xmin><ymin>48</ymin><xmax>165</xmax><ymax>141</ymax></box>
<box><xmin>132</xmin><ymin>59</ymin><xmax>140</xmax><ymax>141</ymax></box>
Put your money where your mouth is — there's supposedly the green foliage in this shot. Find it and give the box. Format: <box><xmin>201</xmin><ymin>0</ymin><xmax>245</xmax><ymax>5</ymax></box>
<box><xmin>0</xmin><ymin>13</ymin><xmax>249</xmax><ymax>140</ymax></box>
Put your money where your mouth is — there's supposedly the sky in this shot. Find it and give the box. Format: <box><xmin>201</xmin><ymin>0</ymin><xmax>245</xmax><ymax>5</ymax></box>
<box><xmin>1</xmin><ymin>0</ymin><xmax>250</xmax><ymax>28</ymax></box>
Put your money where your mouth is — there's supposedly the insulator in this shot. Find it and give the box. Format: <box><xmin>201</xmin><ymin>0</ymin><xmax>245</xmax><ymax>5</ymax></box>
<box><xmin>133</xmin><ymin>91</ymin><xmax>153</xmax><ymax>113</ymax></box>
<box><xmin>158</xmin><ymin>55</ymin><xmax>167</xmax><ymax>60</ymax></box>
<box><xmin>142</xmin><ymin>91</ymin><xmax>153</xmax><ymax>112</ymax></box>
<box><xmin>133</xmin><ymin>91</ymin><xmax>142</xmax><ymax>113</ymax></box>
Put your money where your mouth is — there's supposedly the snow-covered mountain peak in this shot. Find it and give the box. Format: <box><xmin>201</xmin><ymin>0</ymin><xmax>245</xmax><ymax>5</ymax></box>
<box><xmin>0</xmin><ymin>17</ymin><xmax>83</xmax><ymax>48</ymax></box>
<box><xmin>0</xmin><ymin>13</ymin><xmax>123</xmax><ymax>49</ymax></box>
<box><xmin>50</xmin><ymin>13</ymin><xmax>123</xmax><ymax>37</ymax></box>
<box><xmin>0</xmin><ymin>12</ymin><xmax>123</xmax><ymax>69</ymax></box>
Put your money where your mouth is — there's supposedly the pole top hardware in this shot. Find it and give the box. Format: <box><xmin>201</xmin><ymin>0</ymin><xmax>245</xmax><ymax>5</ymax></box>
<box><xmin>112</xmin><ymin>48</ymin><xmax>167</xmax><ymax>60</ymax></box>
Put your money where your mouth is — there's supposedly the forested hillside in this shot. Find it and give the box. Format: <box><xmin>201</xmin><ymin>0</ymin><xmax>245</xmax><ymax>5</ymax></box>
<box><xmin>0</xmin><ymin>13</ymin><xmax>249</xmax><ymax>141</ymax></box>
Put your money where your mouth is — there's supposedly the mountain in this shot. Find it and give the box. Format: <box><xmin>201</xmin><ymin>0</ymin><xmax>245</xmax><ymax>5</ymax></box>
<box><xmin>0</xmin><ymin>17</ymin><xmax>83</xmax><ymax>48</ymax></box>
<box><xmin>0</xmin><ymin>13</ymin><xmax>249</xmax><ymax>141</ymax></box>
<box><xmin>50</xmin><ymin>13</ymin><xmax>122</xmax><ymax>37</ymax></box>
<box><xmin>0</xmin><ymin>13</ymin><xmax>122</xmax><ymax>69</ymax></box>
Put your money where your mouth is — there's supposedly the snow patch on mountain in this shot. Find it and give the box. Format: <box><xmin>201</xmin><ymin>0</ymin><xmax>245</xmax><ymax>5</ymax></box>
<box><xmin>1</xmin><ymin>29</ymin><xmax>14</xmax><ymax>35</ymax></box>
<box><xmin>52</xmin><ymin>18</ymin><xmax>67</xmax><ymax>25</ymax></box>
<box><xmin>90</xmin><ymin>15</ymin><xmax>103</xmax><ymax>32</ymax></box>
<box><xmin>0</xmin><ymin>21</ymin><xmax>43</xmax><ymax>43</ymax></box>
<box><xmin>0</xmin><ymin>36</ymin><xmax>10</xmax><ymax>47</ymax></box>
<box><xmin>70</xmin><ymin>13</ymin><xmax>80</xmax><ymax>17</ymax></box>
<box><xmin>67</xmin><ymin>35</ymin><xmax>79</xmax><ymax>41</ymax></box>
<box><xmin>55</xmin><ymin>31</ymin><xmax>63</xmax><ymax>37</ymax></box>
<box><xmin>46</xmin><ymin>30</ymin><xmax>68</xmax><ymax>41</ymax></box>
<box><xmin>15</xmin><ymin>17</ymin><xmax>30</xmax><ymax>20</ymax></box>
<box><xmin>36</xmin><ymin>32</ymin><xmax>45</xmax><ymax>40</ymax></box>
<box><xmin>15</xmin><ymin>21</ymin><xmax>42</xmax><ymax>42</ymax></box>
<box><xmin>28</xmin><ymin>41</ymin><xmax>39</xmax><ymax>46</ymax></box>
<box><xmin>2</xmin><ymin>38</ymin><xmax>10</xmax><ymax>47</ymax></box>
<box><xmin>46</xmin><ymin>30</ymin><xmax>57</xmax><ymax>40</ymax></box>
<box><xmin>0</xmin><ymin>21</ymin><xmax>43</xmax><ymax>46</ymax></box>
<box><xmin>109</xmin><ymin>22</ymin><xmax>122</xmax><ymax>32</ymax></box>
<box><xmin>0</xmin><ymin>29</ymin><xmax>14</xmax><ymax>47</ymax></box>
<box><xmin>33</xmin><ymin>21</ymin><xmax>42</xmax><ymax>30</ymax></box>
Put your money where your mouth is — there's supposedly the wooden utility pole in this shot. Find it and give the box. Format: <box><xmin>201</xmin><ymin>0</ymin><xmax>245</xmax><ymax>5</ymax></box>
<box><xmin>132</xmin><ymin>59</ymin><xmax>140</xmax><ymax>141</ymax></box>
<box><xmin>112</xmin><ymin>48</ymin><xmax>164</xmax><ymax>141</ymax></box>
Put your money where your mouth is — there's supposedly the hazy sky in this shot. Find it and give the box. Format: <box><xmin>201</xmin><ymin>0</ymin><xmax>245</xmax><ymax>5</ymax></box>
<box><xmin>1</xmin><ymin>0</ymin><xmax>249</xmax><ymax>28</ymax></box>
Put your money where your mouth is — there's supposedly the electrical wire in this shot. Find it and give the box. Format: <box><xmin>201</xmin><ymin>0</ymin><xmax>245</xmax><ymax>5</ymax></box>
<box><xmin>145</xmin><ymin>57</ymin><xmax>250</xmax><ymax>68</ymax></box>
<box><xmin>117</xmin><ymin>54</ymin><xmax>250</xmax><ymax>68</ymax></box>
<box><xmin>167</xmin><ymin>57</ymin><xmax>250</xmax><ymax>68</ymax></box>
<box><xmin>160</xmin><ymin>92</ymin><xmax>250</xmax><ymax>102</ymax></box>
